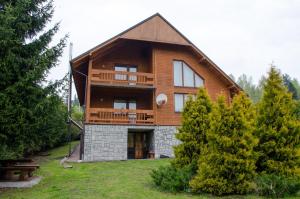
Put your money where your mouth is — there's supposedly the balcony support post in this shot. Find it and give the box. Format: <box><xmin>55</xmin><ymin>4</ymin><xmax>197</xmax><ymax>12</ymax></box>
<box><xmin>86</xmin><ymin>57</ymin><xmax>93</xmax><ymax>122</ymax></box>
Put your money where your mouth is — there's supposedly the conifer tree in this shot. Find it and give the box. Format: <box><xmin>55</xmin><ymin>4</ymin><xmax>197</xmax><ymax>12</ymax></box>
<box><xmin>255</xmin><ymin>67</ymin><xmax>300</xmax><ymax>176</ymax></box>
<box><xmin>173</xmin><ymin>88</ymin><xmax>212</xmax><ymax>168</ymax></box>
<box><xmin>283</xmin><ymin>74</ymin><xmax>299</xmax><ymax>100</ymax></box>
<box><xmin>0</xmin><ymin>0</ymin><xmax>67</xmax><ymax>158</ymax></box>
<box><xmin>190</xmin><ymin>93</ymin><xmax>258</xmax><ymax>195</ymax></box>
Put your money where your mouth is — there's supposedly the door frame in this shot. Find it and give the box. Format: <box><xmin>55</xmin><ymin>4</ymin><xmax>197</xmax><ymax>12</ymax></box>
<box><xmin>127</xmin><ymin>130</ymin><xmax>154</xmax><ymax>159</ymax></box>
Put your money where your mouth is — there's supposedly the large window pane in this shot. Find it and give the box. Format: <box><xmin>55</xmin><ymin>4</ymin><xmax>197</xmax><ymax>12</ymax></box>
<box><xmin>128</xmin><ymin>67</ymin><xmax>137</xmax><ymax>72</ymax></box>
<box><xmin>128</xmin><ymin>100</ymin><xmax>137</xmax><ymax>122</ymax></box>
<box><xmin>114</xmin><ymin>100</ymin><xmax>126</xmax><ymax>109</ymax></box>
<box><xmin>115</xmin><ymin>66</ymin><xmax>127</xmax><ymax>80</ymax></box>
<box><xmin>128</xmin><ymin>66</ymin><xmax>137</xmax><ymax>85</ymax></box>
<box><xmin>173</xmin><ymin>61</ymin><xmax>183</xmax><ymax>86</ymax></box>
<box><xmin>128</xmin><ymin>100</ymin><xmax>136</xmax><ymax>110</ymax></box>
<box><xmin>183</xmin><ymin>63</ymin><xmax>194</xmax><ymax>87</ymax></box>
<box><xmin>195</xmin><ymin>74</ymin><xmax>204</xmax><ymax>87</ymax></box>
<box><xmin>174</xmin><ymin>94</ymin><xmax>184</xmax><ymax>112</ymax></box>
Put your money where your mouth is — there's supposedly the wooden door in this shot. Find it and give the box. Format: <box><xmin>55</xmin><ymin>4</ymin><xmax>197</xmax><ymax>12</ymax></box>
<box><xmin>135</xmin><ymin>133</ymin><xmax>143</xmax><ymax>159</ymax></box>
<box><xmin>127</xmin><ymin>133</ymin><xmax>135</xmax><ymax>159</ymax></box>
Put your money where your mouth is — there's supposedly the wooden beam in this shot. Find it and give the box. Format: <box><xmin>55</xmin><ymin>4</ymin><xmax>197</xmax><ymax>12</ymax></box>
<box><xmin>85</xmin><ymin>58</ymin><xmax>93</xmax><ymax>123</ymax></box>
<box><xmin>152</xmin><ymin>46</ymin><xmax>157</xmax><ymax>125</ymax></box>
<box><xmin>199</xmin><ymin>57</ymin><xmax>206</xmax><ymax>64</ymax></box>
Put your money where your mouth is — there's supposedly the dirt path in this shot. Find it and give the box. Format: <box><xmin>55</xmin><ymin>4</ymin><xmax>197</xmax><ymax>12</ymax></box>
<box><xmin>66</xmin><ymin>143</ymin><xmax>80</xmax><ymax>162</ymax></box>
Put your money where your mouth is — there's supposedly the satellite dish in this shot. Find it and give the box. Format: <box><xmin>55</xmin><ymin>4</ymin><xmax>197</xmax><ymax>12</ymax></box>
<box><xmin>156</xmin><ymin>93</ymin><xmax>168</xmax><ymax>106</ymax></box>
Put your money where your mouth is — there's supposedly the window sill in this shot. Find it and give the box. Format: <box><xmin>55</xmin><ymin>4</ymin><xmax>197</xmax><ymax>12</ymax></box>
<box><xmin>174</xmin><ymin>86</ymin><xmax>200</xmax><ymax>89</ymax></box>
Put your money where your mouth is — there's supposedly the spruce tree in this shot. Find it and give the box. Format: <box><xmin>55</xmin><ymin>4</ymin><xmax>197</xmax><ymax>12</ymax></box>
<box><xmin>0</xmin><ymin>0</ymin><xmax>67</xmax><ymax>158</ymax></box>
<box><xmin>255</xmin><ymin>67</ymin><xmax>300</xmax><ymax>176</ymax></box>
<box><xmin>190</xmin><ymin>93</ymin><xmax>257</xmax><ymax>195</ymax></box>
<box><xmin>283</xmin><ymin>74</ymin><xmax>299</xmax><ymax>100</ymax></box>
<box><xmin>173</xmin><ymin>88</ymin><xmax>212</xmax><ymax>168</ymax></box>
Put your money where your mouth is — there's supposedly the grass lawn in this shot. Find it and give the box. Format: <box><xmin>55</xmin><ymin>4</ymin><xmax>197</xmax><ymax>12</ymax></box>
<box><xmin>0</xmin><ymin>142</ymin><xmax>299</xmax><ymax>199</ymax></box>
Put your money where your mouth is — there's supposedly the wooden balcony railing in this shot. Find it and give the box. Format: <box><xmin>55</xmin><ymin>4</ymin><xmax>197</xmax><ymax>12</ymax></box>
<box><xmin>88</xmin><ymin>108</ymin><xmax>154</xmax><ymax>124</ymax></box>
<box><xmin>91</xmin><ymin>69</ymin><xmax>154</xmax><ymax>86</ymax></box>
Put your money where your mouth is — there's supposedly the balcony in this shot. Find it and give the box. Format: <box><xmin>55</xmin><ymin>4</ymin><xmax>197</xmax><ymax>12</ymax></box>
<box><xmin>91</xmin><ymin>69</ymin><xmax>154</xmax><ymax>88</ymax></box>
<box><xmin>88</xmin><ymin>108</ymin><xmax>154</xmax><ymax>124</ymax></box>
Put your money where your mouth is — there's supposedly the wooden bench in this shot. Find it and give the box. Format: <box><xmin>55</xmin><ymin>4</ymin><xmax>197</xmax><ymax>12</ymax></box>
<box><xmin>0</xmin><ymin>161</ymin><xmax>39</xmax><ymax>181</ymax></box>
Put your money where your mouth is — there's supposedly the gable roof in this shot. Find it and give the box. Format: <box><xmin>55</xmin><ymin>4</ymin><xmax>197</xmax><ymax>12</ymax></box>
<box><xmin>71</xmin><ymin>13</ymin><xmax>241</xmax><ymax>91</ymax></box>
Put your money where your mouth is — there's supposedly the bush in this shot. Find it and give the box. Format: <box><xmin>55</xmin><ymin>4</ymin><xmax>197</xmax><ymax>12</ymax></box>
<box><xmin>151</xmin><ymin>163</ymin><xmax>196</xmax><ymax>192</ymax></box>
<box><xmin>256</xmin><ymin>174</ymin><xmax>300</xmax><ymax>198</ymax></box>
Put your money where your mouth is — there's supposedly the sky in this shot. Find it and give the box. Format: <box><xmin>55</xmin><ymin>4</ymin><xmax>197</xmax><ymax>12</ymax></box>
<box><xmin>48</xmin><ymin>0</ymin><xmax>300</xmax><ymax>86</ymax></box>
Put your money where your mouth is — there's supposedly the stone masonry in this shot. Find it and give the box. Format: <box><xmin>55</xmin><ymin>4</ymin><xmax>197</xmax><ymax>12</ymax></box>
<box><xmin>83</xmin><ymin>125</ymin><xmax>180</xmax><ymax>161</ymax></box>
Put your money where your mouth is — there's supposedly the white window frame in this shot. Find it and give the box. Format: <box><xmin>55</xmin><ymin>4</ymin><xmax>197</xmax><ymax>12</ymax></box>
<box><xmin>174</xmin><ymin>93</ymin><xmax>196</xmax><ymax>112</ymax></box>
<box><xmin>173</xmin><ymin>60</ymin><xmax>204</xmax><ymax>88</ymax></box>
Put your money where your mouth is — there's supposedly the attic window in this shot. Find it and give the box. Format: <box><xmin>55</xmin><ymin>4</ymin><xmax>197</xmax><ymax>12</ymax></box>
<box><xmin>173</xmin><ymin>60</ymin><xmax>204</xmax><ymax>88</ymax></box>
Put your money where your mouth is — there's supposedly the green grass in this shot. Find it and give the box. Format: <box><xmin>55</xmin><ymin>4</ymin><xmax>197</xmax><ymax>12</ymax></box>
<box><xmin>0</xmin><ymin>143</ymin><xmax>299</xmax><ymax>199</ymax></box>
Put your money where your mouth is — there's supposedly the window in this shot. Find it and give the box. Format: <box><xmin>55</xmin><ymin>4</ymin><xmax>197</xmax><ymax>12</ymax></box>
<box><xmin>174</xmin><ymin>94</ymin><xmax>184</xmax><ymax>112</ymax></box>
<box><xmin>128</xmin><ymin>100</ymin><xmax>136</xmax><ymax>110</ymax></box>
<box><xmin>113</xmin><ymin>99</ymin><xmax>136</xmax><ymax>110</ymax></box>
<box><xmin>114</xmin><ymin>99</ymin><xmax>137</xmax><ymax>123</ymax></box>
<box><xmin>114</xmin><ymin>100</ymin><xmax>127</xmax><ymax>109</ymax></box>
<box><xmin>174</xmin><ymin>93</ymin><xmax>196</xmax><ymax>112</ymax></box>
<box><xmin>173</xmin><ymin>61</ymin><xmax>183</xmax><ymax>86</ymax></box>
<box><xmin>115</xmin><ymin>66</ymin><xmax>127</xmax><ymax>80</ymax></box>
<box><xmin>183</xmin><ymin>62</ymin><xmax>194</xmax><ymax>87</ymax></box>
<box><xmin>114</xmin><ymin>65</ymin><xmax>137</xmax><ymax>83</ymax></box>
<box><xmin>128</xmin><ymin>67</ymin><xmax>137</xmax><ymax>85</ymax></box>
<box><xmin>173</xmin><ymin>60</ymin><xmax>204</xmax><ymax>88</ymax></box>
<box><xmin>195</xmin><ymin>75</ymin><xmax>204</xmax><ymax>87</ymax></box>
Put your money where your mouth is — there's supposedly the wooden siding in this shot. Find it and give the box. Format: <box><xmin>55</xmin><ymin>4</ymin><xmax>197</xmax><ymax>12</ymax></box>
<box><xmin>92</xmin><ymin>41</ymin><xmax>152</xmax><ymax>73</ymax></box>
<box><xmin>121</xmin><ymin>15</ymin><xmax>190</xmax><ymax>46</ymax></box>
<box><xmin>82</xmin><ymin>41</ymin><xmax>236</xmax><ymax>126</ymax></box>
<box><xmin>90</xmin><ymin>87</ymin><xmax>153</xmax><ymax>110</ymax></box>
<box><xmin>153</xmin><ymin>44</ymin><xmax>231</xmax><ymax>126</ymax></box>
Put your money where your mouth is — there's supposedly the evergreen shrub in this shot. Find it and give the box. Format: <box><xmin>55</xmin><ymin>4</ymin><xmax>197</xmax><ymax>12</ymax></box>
<box><xmin>255</xmin><ymin>174</ymin><xmax>300</xmax><ymax>198</ymax></box>
<box><xmin>151</xmin><ymin>162</ymin><xmax>197</xmax><ymax>192</ymax></box>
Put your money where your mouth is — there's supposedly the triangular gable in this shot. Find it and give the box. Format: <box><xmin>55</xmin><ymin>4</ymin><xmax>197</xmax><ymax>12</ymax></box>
<box><xmin>120</xmin><ymin>15</ymin><xmax>190</xmax><ymax>45</ymax></box>
<box><xmin>71</xmin><ymin>13</ymin><xmax>191</xmax><ymax>64</ymax></box>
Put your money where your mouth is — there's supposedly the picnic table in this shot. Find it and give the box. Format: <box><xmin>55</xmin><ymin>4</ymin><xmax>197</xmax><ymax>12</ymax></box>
<box><xmin>0</xmin><ymin>159</ymin><xmax>39</xmax><ymax>181</ymax></box>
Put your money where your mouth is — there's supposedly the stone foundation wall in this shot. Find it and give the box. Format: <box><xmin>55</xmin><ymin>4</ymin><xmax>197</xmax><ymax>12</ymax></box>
<box><xmin>83</xmin><ymin>125</ymin><xmax>179</xmax><ymax>161</ymax></box>
<box><xmin>154</xmin><ymin>126</ymin><xmax>180</xmax><ymax>158</ymax></box>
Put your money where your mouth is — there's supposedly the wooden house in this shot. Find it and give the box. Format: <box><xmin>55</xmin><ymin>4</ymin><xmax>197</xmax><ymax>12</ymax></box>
<box><xmin>71</xmin><ymin>13</ymin><xmax>240</xmax><ymax>161</ymax></box>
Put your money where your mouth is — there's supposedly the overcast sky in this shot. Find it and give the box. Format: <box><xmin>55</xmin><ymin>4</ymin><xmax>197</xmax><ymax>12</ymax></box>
<box><xmin>48</xmin><ymin>0</ymin><xmax>300</xmax><ymax>85</ymax></box>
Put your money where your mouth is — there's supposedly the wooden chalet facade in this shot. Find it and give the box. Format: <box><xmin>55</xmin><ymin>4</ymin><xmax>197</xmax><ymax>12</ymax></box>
<box><xmin>71</xmin><ymin>13</ymin><xmax>240</xmax><ymax>161</ymax></box>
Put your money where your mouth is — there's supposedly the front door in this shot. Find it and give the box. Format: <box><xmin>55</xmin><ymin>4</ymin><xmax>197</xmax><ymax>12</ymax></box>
<box><xmin>127</xmin><ymin>133</ymin><xmax>135</xmax><ymax>159</ymax></box>
<box><xmin>127</xmin><ymin>132</ymin><xmax>147</xmax><ymax>159</ymax></box>
<box><xmin>134</xmin><ymin>133</ymin><xmax>144</xmax><ymax>159</ymax></box>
